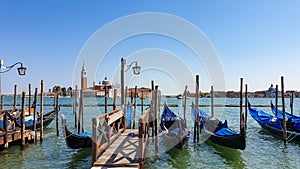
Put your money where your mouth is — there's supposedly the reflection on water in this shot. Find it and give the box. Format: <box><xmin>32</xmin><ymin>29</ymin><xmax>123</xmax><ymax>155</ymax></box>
<box><xmin>206</xmin><ymin>141</ymin><xmax>245</xmax><ymax>169</ymax></box>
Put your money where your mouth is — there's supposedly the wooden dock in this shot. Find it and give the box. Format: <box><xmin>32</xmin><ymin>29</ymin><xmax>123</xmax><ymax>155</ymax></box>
<box><xmin>92</xmin><ymin>129</ymin><xmax>140</xmax><ymax>168</ymax></box>
<box><xmin>91</xmin><ymin>85</ymin><xmax>160</xmax><ymax>169</ymax></box>
<box><xmin>91</xmin><ymin>108</ymin><xmax>151</xmax><ymax>169</ymax></box>
<box><xmin>0</xmin><ymin>108</ymin><xmax>35</xmax><ymax>149</ymax></box>
<box><xmin>0</xmin><ymin>82</ymin><xmax>60</xmax><ymax>150</ymax></box>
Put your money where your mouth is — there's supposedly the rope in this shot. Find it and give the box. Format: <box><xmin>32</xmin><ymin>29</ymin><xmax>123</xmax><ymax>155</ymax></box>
<box><xmin>286</xmin><ymin>131</ymin><xmax>300</xmax><ymax>142</ymax></box>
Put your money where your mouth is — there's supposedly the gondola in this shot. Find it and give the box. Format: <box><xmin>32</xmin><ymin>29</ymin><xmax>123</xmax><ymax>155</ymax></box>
<box><xmin>61</xmin><ymin>105</ymin><xmax>132</xmax><ymax>149</ymax></box>
<box><xmin>61</xmin><ymin>114</ymin><xmax>92</xmax><ymax>149</ymax></box>
<box><xmin>160</xmin><ymin>103</ymin><xmax>190</xmax><ymax>149</ymax></box>
<box><xmin>249</xmin><ymin>101</ymin><xmax>300</xmax><ymax>142</ymax></box>
<box><xmin>271</xmin><ymin>102</ymin><xmax>300</xmax><ymax>131</ymax></box>
<box><xmin>24</xmin><ymin>107</ymin><xmax>59</xmax><ymax>130</ymax></box>
<box><xmin>191</xmin><ymin>104</ymin><xmax>246</xmax><ymax>150</ymax></box>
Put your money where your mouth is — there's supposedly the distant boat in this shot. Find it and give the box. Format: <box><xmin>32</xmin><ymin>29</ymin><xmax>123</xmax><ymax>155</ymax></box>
<box><xmin>191</xmin><ymin>103</ymin><xmax>246</xmax><ymax>150</ymax></box>
<box><xmin>249</xmin><ymin>101</ymin><xmax>300</xmax><ymax>142</ymax></box>
<box><xmin>176</xmin><ymin>95</ymin><xmax>182</xmax><ymax>99</ymax></box>
<box><xmin>61</xmin><ymin>114</ymin><xmax>92</xmax><ymax>149</ymax></box>
<box><xmin>160</xmin><ymin>103</ymin><xmax>190</xmax><ymax>149</ymax></box>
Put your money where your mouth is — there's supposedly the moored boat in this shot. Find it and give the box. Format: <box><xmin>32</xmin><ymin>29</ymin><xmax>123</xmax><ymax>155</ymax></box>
<box><xmin>160</xmin><ymin>103</ymin><xmax>190</xmax><ymax>149</ymax></box>
<box><xmin>61</xmin><ymin>114</ymin><xmax>92</xmax><ymax>149</ymax></box>
<box><xmin>191</xmin><ymin>104</ymin><xmax>246</xmax><ymax>150</ymax></box>
<box><xmin>249</xmin><ymin>101</ymin><xmax>300</xmax><ymax>142</ymax></box>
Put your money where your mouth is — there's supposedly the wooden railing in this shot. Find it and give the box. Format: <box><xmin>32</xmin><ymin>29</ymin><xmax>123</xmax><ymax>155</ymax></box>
<box><xmin>138</xmin><ymin>108</ymin><xmax>150</xmax><ymax>168</ymax></box>
<box><xmin>92</xmin><ymin>108</ymin><xmax>126</xmax><ymax>165</ymax></box>
<box><xmin>0</xmin><ymin>108</ymin><xmax>25</xmax><ymax>148</ymax></box>
<box><xmin>0</xmin><ymin>109</ymin><xmax>23</xmax><ymax>131</ymax></box>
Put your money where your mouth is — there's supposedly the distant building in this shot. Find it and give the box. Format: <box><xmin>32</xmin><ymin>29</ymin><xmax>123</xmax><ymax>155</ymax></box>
<box><xmin>127</xmin><ymin>87</ymin><xmax>152</xmax><ymax>98</ymax></box>
<box><xmin>265</xmin><ymin>84</ymin><xmax>276</xmax><ymax>97</ymax></box>
<box><xmin>264</xmin><ymin>84</ymin><xmax>282</xmax><ymax>98</ymax></box>
<box><xmin>81</xmin><ymin>62</ymin><xmax>88</xmax><ymax>89</ymax></box>
<box><xmin>79</xmin><ymin>62</ymin><xmax>114</xmax><ymax>97</ymax></box>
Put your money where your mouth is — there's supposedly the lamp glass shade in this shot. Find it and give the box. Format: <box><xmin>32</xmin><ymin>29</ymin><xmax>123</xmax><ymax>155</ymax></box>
<box><xmin>17</xmin><ymin>66</ymin><xmax>26</xmax><ymax>75</ymax></box>
<box><xmin>132</xmin><ymin>65</ymin><xmax>141</xmax><ymax>75</ymax></box>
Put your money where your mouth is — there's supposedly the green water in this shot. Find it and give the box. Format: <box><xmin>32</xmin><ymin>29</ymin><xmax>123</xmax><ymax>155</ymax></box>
<box><xmin>1</xmin><ymin>97</ymin><xmax>300</xmax><ymax>169</ymax></box>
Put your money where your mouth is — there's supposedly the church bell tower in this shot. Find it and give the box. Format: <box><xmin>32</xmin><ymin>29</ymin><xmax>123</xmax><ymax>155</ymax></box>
<box><xmin>81</xmin><ymin>62</ymin><xmax>87</xmax><ymax>89</ymax></box>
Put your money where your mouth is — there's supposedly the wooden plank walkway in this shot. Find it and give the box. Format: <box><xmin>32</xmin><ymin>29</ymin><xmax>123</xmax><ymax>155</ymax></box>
<box><xmin>92</xmin><ymin>86</ymin><xmax>160</xmax><ymax>169</ymax></box>
<box><xmin>92</xmin><ymin>129</ymin><xmax>139</xmax><ymax>169</ymax></box>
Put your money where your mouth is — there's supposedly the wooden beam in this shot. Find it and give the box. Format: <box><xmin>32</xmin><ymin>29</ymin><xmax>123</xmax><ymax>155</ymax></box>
<box><xmin>40</xmin><ymin>80</ymin><xmax>44</xmax><ymax>142</ymax></box>
<box><xmin>33</xmin><ymin>88</ymin><xmax>38</xmax><ymax>142</ymax></box>
<box><xmin>21</xmin><ymin>90</ymin><xmax>26</xmax><ymax>150</ymax></box>
<box><xmin>13</xmin><ymin>84</ymin><xmax>17</xmax><ymax>110</ymax></box>
<box><xmin>56</xmin><ymin>93</ymin><xmax>59</xmax><ymax>137</ymax></box>
<box><xmin>281</xmin><ymin>76</ymin><xmax>287</xmax><ymax>143</ymax></box>
<box><xmin>211</xmin><ymin>85</ymin><xmax>214</xmax><ymax>117</ymax></box>
<box><xmin>240</xmin><ymin>78</ymin><xmax>243</xmax><ymax>134</ymax></box>
<box><xmin>195</xmin><ymin>75</ymin><xmax>200</xmax><ymax>142</ymax></box>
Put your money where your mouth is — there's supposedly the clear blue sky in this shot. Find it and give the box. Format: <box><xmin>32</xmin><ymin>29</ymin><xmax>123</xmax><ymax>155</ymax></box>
<box><xmin>1</xmin><ymin>1</ymin><xmax>300</xmax><ymax>94</ymax></box>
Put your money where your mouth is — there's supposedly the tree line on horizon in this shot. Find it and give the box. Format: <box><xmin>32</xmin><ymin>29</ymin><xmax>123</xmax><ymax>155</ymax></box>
<box><xmin>52</xmin><ymin>86</ymin><xmax>72</xmax><ymax>96</ymax></box>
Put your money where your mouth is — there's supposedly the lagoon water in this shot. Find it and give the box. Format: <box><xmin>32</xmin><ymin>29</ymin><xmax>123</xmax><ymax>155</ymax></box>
<box><xmin>1</xmin><ymin>96</ymin><xmax>300</xmax><ymax>169</ymax></box>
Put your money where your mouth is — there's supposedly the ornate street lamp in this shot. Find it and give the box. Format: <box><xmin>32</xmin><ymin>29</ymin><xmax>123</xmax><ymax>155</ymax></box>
<box><xmin>0</xmin><ymin>60</ymin><xmax>27</xmax><ymax>98</ymax></box>
<box><xmin>0</xmin><ymin>61</ymin><xmax>27</xmax><ymax>75</ymax></box>
<box><xmin>121</xmin><ymin>57</ymin><xmax>141</xmax><ymax>105</ymax></box>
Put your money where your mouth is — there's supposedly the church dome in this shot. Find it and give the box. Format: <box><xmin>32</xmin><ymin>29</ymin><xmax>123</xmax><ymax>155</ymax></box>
<box><xmin>102</xmin><ymin>77</ymin><xmax>110</xmax><ymax>85</ymax></box>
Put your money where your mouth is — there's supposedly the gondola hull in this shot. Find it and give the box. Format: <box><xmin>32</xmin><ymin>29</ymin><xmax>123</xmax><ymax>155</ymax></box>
<box><xmin>64</xmin><ymin>125</ymin><xmax>92</xmax><ymax>149</ymax></box>
<box><xmin>202</xmin><ymin>129</ymin><xmax>246</xmax><ymax>150</ymax></box>
<box><xmin>162</xmin><ymin>130</ymin><xmax>190</xmax><ymax>149</ymax></box>
<box><xmin>255</xmin><ymin>116</ymin><xmax>300</xmax><ymax>142</ymax></box>
<box><xmin>25</xmin><ymin>109</ymin><xmax>58</xmax><ymax>130</ymax></box>
<box><xmin>160</xmin><ymin>104</ymin><xmax>190</xmax><ymax>150</ymax></box>
<box><xmin>249</xmin><ymin>105</ymin><xmax>300</xmax><ymax>142</ymax></box>
<box><xmin>61</xmin><ymin>114</ymin><xmax>92</xmax><ymax>149</ymax></box>
<box><xmin>191</xmin><ymin>106</ymin><xmax>246</xmax><ymax>150</ymax></box>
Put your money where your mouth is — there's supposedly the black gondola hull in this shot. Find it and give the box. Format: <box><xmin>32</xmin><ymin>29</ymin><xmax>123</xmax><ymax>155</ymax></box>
<box><xmin>257</xmin><ymin>121</ymin><xmax>300</xmax><ymax>142</ymax></box>
<box><xmin>64</xmin><ymin>126</ymin><xmax>92</xmax><ymax>149</ymax></box>
<box><xmin>61</xmin><ymin>114</ymin><xmax>92</xmax><ymax>149</ymax></box>
<box><xmin>205</xmin><ymin>131</ymin><xmax>246</xmax><ymax>150</ymax></box>
<box><xmin>25</xmin><ymin>109</ymin><xmax>58</xmax><ymax>130</ymax></box>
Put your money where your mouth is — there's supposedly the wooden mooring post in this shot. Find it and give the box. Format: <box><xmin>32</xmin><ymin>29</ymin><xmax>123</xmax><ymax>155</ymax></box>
<box><xmin>40</xmin><ymin>80</ymin><xmax>44</xmax><ymax>142</ymax></box>
<box><xmin>28</xmin><ymin>84</ymin><xmax>31</xmax><ymax>115</ymax></box>
<box><xmin>105</xmin><ymin>85</ymin><xmax>108</xmax><ymax>114</ymax></box>
<box><xmin>239</xmin><ymin>78</ymin><xmax>243</xmax><ymax>133</ymax></box>
<box><xmin>290</xmin><ymin>91</ymin><xmax>294</xmax><ymax>115</ymax></box>
<box><xmin>56</xmin><ymin>92</ymin><xmax>59</xmax><ymax>137</ymax></box>
<box><xmin>281</xmin><ymin>76</ymin><xmax>287</xmax><ymax>143</ymax></box>
<box><xmin>80</xmin><ymin>88</ymin><xmax>84</xmax><ymax>133</ymax></box>
<box><xmin>113</xmin><ymin>88</ymin><xmax>117</xmax><ymax>110</ymax></box>
<box><xmin>194</xmin><ymin>75</ymin><xmax>200</xmax><ymax>142</ymax></box>
<box><xmin>151</xmin><ymin>81</ymin><xmax>154</xmax><ymax>137</ymax></box>
<box><xmin>1</xmin><ymin>95</ymin><xmax>4</xmax><ymax>111</ymax></box>
<box><xmin>33</xmin><ymin>88</ymin><xmax>38</xmax><ymax>142</ymax></box>
<box><xmin>13</xmin><ymin>84</ymin><xmax>17</xmax><ymax>110</ymax></box>
<box><xmin>133</xmin><ymin>85</ymin><xmax>137</xmax><ymax>129</ymax></box>
<box><xmin>275</xmin><ymin>85</ymin><xmax>278</xmax><ymax>116</ymax></box>
<box><xmin>78</xmin><ymin>89</ymin><xmax>81</xmax><ymax>134</ymax></box>
<box><xmin>21</xmin><ymin>90</ymin><xmax>26</xmax><ymax>150</ymax></box>
<box><xmin>74</xmin><ymin>85</ymin><xmax>78</xmax><ymax>128</ymax></box>
<box><xmin>245</xmin><ymin>84</ymin><xmax>248</xmax><ymax>134</ymax></box>
<box><xmin>154</xmin><ymin>85</ymin><xmax>159</xmax><ymax>153</ymax></box>
<box><xmin>3</xmin><ymin>109</ymin><xmax>8</xmax><ymax>149</ymax></box>
<box><xmin>211</xmin><ymin>85</ymin><xmax>214</xmax><ymax>117</ymax></box>
<box><xmin>183</xmin><ymin>85</ymin><xmax>188</xmax><ymax>121</ymax></box>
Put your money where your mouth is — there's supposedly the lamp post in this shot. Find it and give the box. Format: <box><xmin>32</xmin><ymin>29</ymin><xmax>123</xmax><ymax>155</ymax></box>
<box><xmin>0</xmin><ymin>60</ymin><xmax>27</xmax><ymax>100</ymax></box>
<box><xmin>120</xmin><ymin>57</ymin><xmax>141</xmax><ymax>106</ymax></box>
